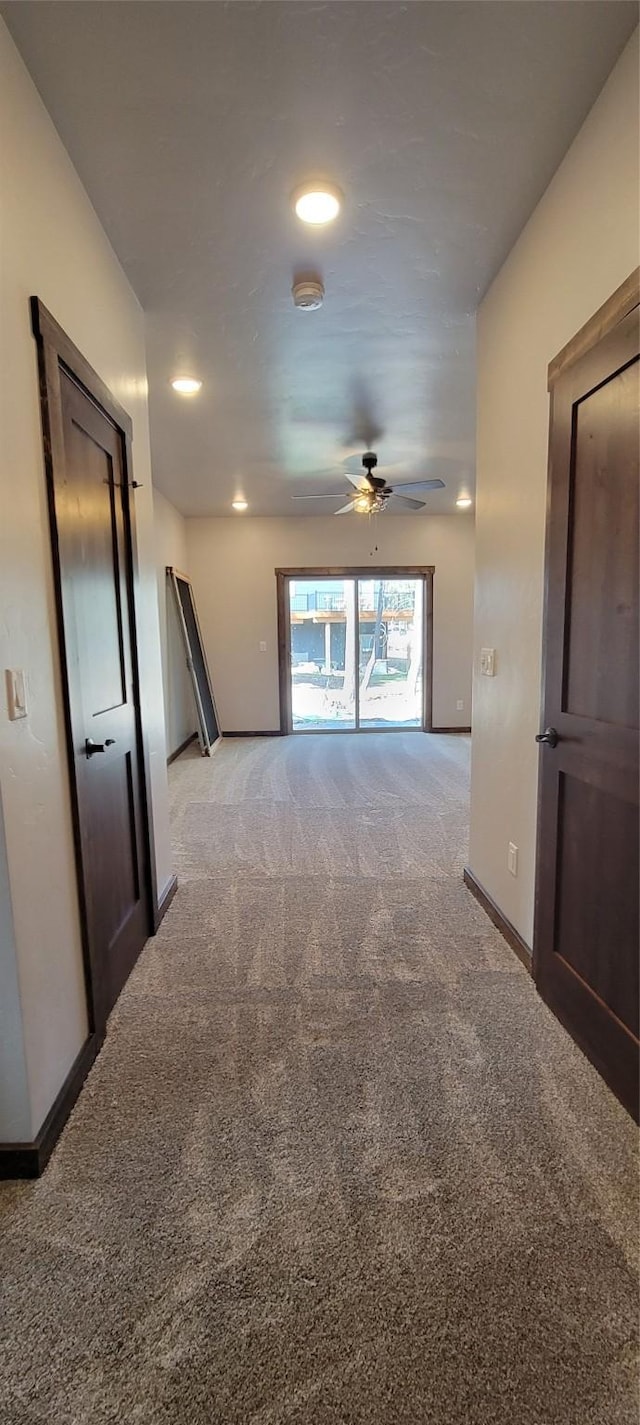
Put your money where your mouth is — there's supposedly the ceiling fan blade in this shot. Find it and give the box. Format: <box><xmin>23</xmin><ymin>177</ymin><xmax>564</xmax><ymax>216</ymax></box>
<box><xmin>291</xmin><ymin>492</ymin><xmax>349</xmax><ymax>500</ymax></box>
<box><xmin>334</xmin><ymin>501</ymin><xmax>356</xmax><ymax>515</ymax></box>
<box><xmin>389</xmin><ymin>493</ymin><xmax>426</xmax><ymax>510</ymax></box>
<box><xmin>388</xmin><ymin>478</ymin><xmax>446</xmax><ymax>492</ymax></box>
<box><xmin>344</xmin><ymin>470</ymin><xmax>370</xmax><ymax>490</ymax></box>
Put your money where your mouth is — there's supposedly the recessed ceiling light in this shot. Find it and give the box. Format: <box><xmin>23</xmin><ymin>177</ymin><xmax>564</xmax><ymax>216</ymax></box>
<box><xmin>232</xmin><ymin>498</ymin><xmax>248</xmax><ymax>512</ymax></box>
<box><xmin>292</xmin><ymin>182</ymin><xmax>343</xmax><ymax>226</ymax></box>
<box><xmin>456</xmin><ymin>496</ymin><xmax>473</xmax><ymax>508</ymax></box>
<box><xmin>171</xmin><ymin>377</ymin><xmax>202</xmax><ymax>395</ymax></box>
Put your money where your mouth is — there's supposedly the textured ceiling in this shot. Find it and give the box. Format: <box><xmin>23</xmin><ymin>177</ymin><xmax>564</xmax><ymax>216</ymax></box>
<box><xmin>3</xmin><ymin>1</ymin><xmax>637</xmax><ymax>516</ymax></box>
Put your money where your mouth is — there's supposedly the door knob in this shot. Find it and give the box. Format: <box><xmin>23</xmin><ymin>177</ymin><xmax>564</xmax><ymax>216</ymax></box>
<box><xmin>85</xmin><ymin>737</ymin><xmax>115</xmax><ymax>757</ymax></box>
<box><xmin>535</xmin><ymin>727</ymin><xmax>559</xmax><ymax>749</ymax></box>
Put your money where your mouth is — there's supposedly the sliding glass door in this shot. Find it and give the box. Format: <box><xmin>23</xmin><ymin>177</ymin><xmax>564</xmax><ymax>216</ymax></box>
<box><xmin>289</xmin><ymin>578</ymin><xmax>356</xmax><ymax>730</ymax></box>
<box><xmin>286</xmin><ymin>574</ymin><xmax>426</xmax><ymax>732</ymax></box>
<box><xmin>358</xmin><ymin>578</ymin><xmax>423</xmax><ymax>727</ymax></box>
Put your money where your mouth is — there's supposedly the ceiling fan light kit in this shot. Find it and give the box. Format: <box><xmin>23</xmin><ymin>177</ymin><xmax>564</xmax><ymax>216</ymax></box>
<box><xmin>291</xmin><ymin>450</ymin><xmax>445</xmax><ymax>516</ymax></box>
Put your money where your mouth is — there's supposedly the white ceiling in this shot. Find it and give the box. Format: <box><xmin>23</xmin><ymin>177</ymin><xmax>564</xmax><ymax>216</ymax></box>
<box><xmin>3</xmin><ymin>1</ymin><xmax>637</xmax><ymax>516</ymax></box>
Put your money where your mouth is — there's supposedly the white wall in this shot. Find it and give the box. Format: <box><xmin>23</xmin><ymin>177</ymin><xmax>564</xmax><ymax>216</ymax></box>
<box><xmin>153</xmin><ymin>490</ymin><xmax>197</xmax><ymax>758</ymax></box>
<box><xmin>0</xmin><ymin>19</ymin><xmax>173</xmax><ymax>1140</ymax></box>
<box><xmin>469</xmin><ymin>29</ymin><xmax>639</xmax><ymax>947</ymax></box>
<box><xmin>185</xmin><ymin>514</ymin><xmax>475</xmax><ymax>732</ymax></box>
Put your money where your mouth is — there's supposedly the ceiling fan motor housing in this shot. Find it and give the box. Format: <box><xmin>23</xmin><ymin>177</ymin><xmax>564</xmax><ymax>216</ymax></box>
<box><xmin>362</xmin><ymin>451</ymin><xmax>386</xmax><ymax>489</ymax></box>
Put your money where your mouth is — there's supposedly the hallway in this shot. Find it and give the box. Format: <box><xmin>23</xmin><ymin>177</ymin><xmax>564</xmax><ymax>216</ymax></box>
<box><xmin>0</xmin><ymin>734</ymin><xmax>637</xmax><ymax>1424</ymax></box>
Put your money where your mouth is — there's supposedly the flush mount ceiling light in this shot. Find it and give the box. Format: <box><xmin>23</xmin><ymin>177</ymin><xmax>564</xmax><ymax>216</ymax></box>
<box><xmin>171</xmin><ymin>377</ymin><xmax>202</xmax><ymax>395</ymax></box>
<box><xmin>456</xmin><ymin>496</ymin><xmax>473</xmax><ymax>508</ymax></box>
<box><xmin>292</xmin><ymin>181</ymin><xmax>343</xmax><ymax>226</ymax></box>
<box><xmin>232</xmin><ymin>498</ymin><xmax>248</xmax><ymax>512</ymax></box>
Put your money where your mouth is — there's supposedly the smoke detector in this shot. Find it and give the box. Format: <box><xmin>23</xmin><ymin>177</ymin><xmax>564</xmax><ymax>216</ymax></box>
<box><xmin>292</xmin><ymin>277</ymin><xmax>324</xmax><ymax>311</ymax></box>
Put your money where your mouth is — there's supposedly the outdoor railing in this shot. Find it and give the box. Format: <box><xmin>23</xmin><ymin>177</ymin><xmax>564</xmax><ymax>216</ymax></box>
<box><xmin>290</xmin><ymin>593</ymin><xmax>346</xmax><ymax>612</ymax></box>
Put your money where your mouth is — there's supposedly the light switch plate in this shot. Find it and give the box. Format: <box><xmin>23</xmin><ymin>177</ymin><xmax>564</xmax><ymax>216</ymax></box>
<box><xmin>480</xmin><ymin>648</ymin><xmax>496</xmax><ymax>677</ymax></box>
<box><xmin>456</xmin><ymin>700</ymin><xmax>464</xmax><ymax>711</ymax></box>
<box><xmin>6</xmin><ymin>669</ymin><xmax>28</xmax><ymax>720</ymax></box>
<box><xmin>259</xmin><ymin>641</ymin><xmax>267</xmax><ymax>652</ymax></box>
<box><xmin>508</xmin><ymin>842</ymin><xmax>518</xmax><ymax>877</ymax></box>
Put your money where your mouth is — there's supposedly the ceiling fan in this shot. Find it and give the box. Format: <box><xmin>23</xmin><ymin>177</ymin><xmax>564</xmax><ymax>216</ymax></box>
<box><xmin>291</xmin><ymin>451</ymin><xmax>445</xmax><ymax>515</ymax></box>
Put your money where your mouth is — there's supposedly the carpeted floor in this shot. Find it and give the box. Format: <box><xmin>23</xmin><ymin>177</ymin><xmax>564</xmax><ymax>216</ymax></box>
<box><xmin>1</xmin><ymin>733</ymin><xmax>638</xmax><ymax>1424</ymax></box>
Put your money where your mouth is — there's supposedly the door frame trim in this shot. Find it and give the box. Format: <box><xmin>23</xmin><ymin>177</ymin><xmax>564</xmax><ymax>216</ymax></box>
<box><xmin>547</xmin><ymin>267</ymin><xmax>639</xmax><ymax>388</ymax></box>
<box><xmin>275</xmin><ymin>566</ymin><xmax>434</xmax><ymax>735</ymax></box>
<box><xmin>31</xmin><ymin>297</ymin><xmax>157</xmax><ymax>1035</ymax></box>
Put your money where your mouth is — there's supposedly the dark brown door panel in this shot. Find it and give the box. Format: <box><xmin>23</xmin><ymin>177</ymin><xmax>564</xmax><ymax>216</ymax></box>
<box><xmin>33</xmin><ymin>302</ymin><xmax>153</xmax><ymax>1034</ymax></box>
<box><xmin>534</xmin><ymin>280</ymin><xmax>640</xmax><ymax>1120</ymax></box>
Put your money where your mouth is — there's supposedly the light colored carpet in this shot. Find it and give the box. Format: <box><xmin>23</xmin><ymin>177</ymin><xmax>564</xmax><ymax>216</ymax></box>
<box><xmin>1</xmin><ymin>733</ymin><xmax>638</xmax><ymax>1425</ymax></box>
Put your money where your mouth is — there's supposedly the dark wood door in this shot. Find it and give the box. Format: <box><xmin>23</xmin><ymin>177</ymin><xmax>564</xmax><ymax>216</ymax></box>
<box><xmin>53</xmin><ymin>370</ymin><xmax>150</xmax><ymax>1026</ymax></box>
<box><xmin>534</xmin><ymin>292</ymin><xmax>639</xmax><ymax>1120</ymax></box>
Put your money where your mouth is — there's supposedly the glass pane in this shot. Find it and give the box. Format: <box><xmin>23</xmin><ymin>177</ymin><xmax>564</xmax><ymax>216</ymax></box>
<box><xmin>358</xmin><ymin>578</ymin><xmax>423</xmax><ymax>727</ymax></box>
<box><xmin>289</xmin><ymin>579</ymin><xmax>356</xmax><ymax>729</ymax></box>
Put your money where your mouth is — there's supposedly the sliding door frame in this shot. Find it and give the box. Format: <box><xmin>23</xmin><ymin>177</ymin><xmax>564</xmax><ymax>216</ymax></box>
<box><xmin>276</xmin><ymin>566</ymin><xmax>434</xmax><ymax>735</ymax></box>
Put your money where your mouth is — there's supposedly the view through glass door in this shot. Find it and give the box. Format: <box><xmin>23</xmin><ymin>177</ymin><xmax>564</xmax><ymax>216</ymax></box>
<box><xmin>288</xmin><ymin>574</ymin><xmax>425</xmax><ymax>731</ymax></box>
